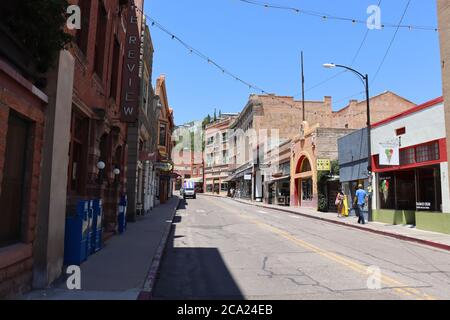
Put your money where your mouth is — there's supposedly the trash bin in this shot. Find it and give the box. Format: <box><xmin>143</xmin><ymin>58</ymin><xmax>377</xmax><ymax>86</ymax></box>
<box><xmin>118</xmin><ymin>195</ymin><xmax>128</xmax><ymax>234</ymax></box>
<box><xmin>92</xmin><ymin>199</ymin><xmax>103</xmax><ymax>253</ymax></box>
<box><xmin>64</xmin><ymin>200</ymin><xmax>89</xmax><ymax>265</ymax></box>
<box><xmin>86</xmin><ymin>200</ymin><xmax>94</xmax><ymax>256</ymax></box>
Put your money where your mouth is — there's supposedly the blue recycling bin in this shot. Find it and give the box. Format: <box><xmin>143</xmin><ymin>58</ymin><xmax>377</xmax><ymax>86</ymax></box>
<box><xmin>86</xmin><ymin>200</ymin><xmax>94</xmax><ymax>256</ymax></box>
<box><xmin>118</xmin><ymin>195</ymin><xmax>128</xmax><ymax>234</ymax></box>
<box><xmin>91</xmin><ymin>199</ymin><xmax>103</xmax><ymax>253</ymax></box>
<box><xmin>64</xmin><ymin>200</ymin><xmax>89</xmax><ymax>265</ymax></box>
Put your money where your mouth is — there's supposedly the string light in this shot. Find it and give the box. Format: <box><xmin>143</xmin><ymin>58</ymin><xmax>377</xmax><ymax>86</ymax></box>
<box><xmin>237</xmin><ymin>0</ymin><xmax>440</xmax><ymax>32</ymax></box>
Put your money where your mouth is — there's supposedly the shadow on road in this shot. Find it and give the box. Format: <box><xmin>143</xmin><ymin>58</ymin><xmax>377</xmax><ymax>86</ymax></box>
<box><xmin>153</xmin><ymin>204</ymin><xmax>244</xmax><ymax>300</ymax></box>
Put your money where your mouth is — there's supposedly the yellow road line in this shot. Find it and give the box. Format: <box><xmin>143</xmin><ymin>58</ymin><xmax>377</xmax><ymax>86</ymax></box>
<box><xmin>210</xmin><ymin>199</ymin><xmax>436</xmax><ymax>300</ymax></box>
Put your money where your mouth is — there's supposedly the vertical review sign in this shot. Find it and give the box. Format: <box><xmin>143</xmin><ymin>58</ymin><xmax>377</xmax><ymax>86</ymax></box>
<box><xmin>120</xmin><ymin>1</ymin><xmax>141</xmax><ymax>122</ymax></box>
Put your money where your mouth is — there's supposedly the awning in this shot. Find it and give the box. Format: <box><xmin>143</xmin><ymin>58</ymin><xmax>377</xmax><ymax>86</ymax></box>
<box><xmin>265</xmin><ymin>175</ymin><xmax>290</xmax><ymax>183</ymax></box>
<box><xmin>185</xmin><ymin>177</ymin><xmax>203</xmax><ymax>183</ymax></box>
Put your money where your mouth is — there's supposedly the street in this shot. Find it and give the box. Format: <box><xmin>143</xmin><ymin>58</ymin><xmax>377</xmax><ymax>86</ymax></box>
<box><xmin>154</xmin><ymin>195</ymin><xmax>450</xmax><ymax>300</ymax></box>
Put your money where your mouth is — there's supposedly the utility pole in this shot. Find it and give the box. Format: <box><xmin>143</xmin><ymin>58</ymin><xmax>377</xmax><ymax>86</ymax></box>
<box><xmin>301</xmin><ymin>51</ymin><xmax>306</xmax><ymax>122</ymax></box>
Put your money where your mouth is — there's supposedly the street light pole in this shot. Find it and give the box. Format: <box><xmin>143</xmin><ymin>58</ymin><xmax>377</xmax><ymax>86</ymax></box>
<box><xmin>323</xmin><ymin>63</ymin><xmax>373</xmax><ymax>222</ymax></box>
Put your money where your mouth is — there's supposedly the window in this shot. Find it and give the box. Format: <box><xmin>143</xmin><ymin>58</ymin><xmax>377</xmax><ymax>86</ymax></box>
<box><xmin>0</xmin><ymin>112</ymin><xmax>30</xmax><ymax>247</ymax></box>
<box><xmin>300</xmin><ymin>158</ymin><xmax>311</xmax><ymax>173</ymax></box>
<box><xmin>222</xmin><ymin>150</ymin><xmax>228</xmax><ymax>164</ymax></box>
<box><xmin>94</xmin><ymin>4</ymin><xmax>108</xmax><ymax>79</ymax></box>
<box><xmin>222</xmin><ymin>132</ymin><xmax>227</xmax><ymax>142</ymax></box>
<box><xmin>207</xmin><ymin>136</ymin><xmax>214</xmax><ymax>145</ymax></box>
<box><xmin>221</xmin><ymin>183</ymin><xmax>228</xmax><ymax>192</ymax></box>
<box><xmin>416</xmin><ymin>142</ymin><xmax>439</xmax><ymax>163</ymax></box>
<box><xmin>378</xmin><ymin>166</ymin><xmax>442</xmax><ymax>212</ymax></box>
<box><xmin>75</xmin><ymin>0</ymin><xmax>91</xmax><ymax>55</ymax></box>
<box><xmin>159</xmin><ymin>123</ymin><xmax>167</xmax><ymax>146</ymax></box>
<box><xmin>69</xmin><ymin>113</ymin><xmax>88</xmax><ymax>194</ymax></box>
<box><xmin>206</xmin><ymin>184</ymin><xmax>213</xmax><ymax>192</ymax></box>
<box><xmin>400</xmin><ymin>148</ymin><xmax>415</xmax><ymax>165</ymax></box>
<box><xmin>110</xmin><ymin>37</ymin><xmax>121</xmax><ymax>101</ymax></box>
<box><xmin>302</xmin><ymin>179</ymin><xmax>313</xmax><ymax>201</ymax></box>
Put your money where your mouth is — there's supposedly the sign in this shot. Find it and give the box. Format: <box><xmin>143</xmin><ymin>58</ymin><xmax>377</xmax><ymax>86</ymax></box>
<box><xmin>154</xmin><ymin>162</ymin><xmax>173</xmax><ymax>172</ymax></box>
<box><xmin>244</xmin><ymin>174</ymin><xmax>252</xmax><ymax>181</ymax></box>
<box><xmin>317</xmin><ymin>159</ymin><xmax>331</xmax><ymax>171</ymax></box>
<box><xmin>378</xmin><ymin>141</ymin><xmax>399</xmax><ymax>166</ymax></box>
<box><xmin>416</xmin><ymin>202</ymin><xmax>432</xmax><ymax>211</ymax></box>
<box><xmin>120</xmin><ymin>1</ymin><xmax>141</xmax><ymax>122</ymax></box>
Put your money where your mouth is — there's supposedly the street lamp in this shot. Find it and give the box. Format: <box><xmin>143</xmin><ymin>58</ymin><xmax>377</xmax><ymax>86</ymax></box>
<box><xmin>323</xmin><ymin>63</ymin><xmax>373</xmax><ymax>222</ymax></box>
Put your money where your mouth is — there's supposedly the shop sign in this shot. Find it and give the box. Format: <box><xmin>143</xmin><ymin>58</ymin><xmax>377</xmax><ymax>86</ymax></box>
<box><xmin>317</xmin><ymin>159</ymin><xmax>331</xmax><ymax>171</ymax></box>
<box><xmin>379</xmin><ymin>140</ymin><xmax>399</xmax><ymax>166</ymax></box>
<box><xmin>155</xmin><ymin>162</ymin><xmax>173</xmax><ymax>172</ymax></box>
<box><xmin>120</xmin><ymin>1</ymin><xmax>141</xmax><ymax>122</ymax></box>
<box><xmin>416</xmin><ymin>202</ymin><xmax>432</xmax><ymax>211</ymax></box>
<box><xmin>244</xmin><ymin>174</ymin><xmax>252</xmax><ymax>181</ymax></box>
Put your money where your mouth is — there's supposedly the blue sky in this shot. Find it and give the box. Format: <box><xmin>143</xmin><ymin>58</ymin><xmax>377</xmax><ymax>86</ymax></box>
<box><xmin>144</xmin><ymin>0</ymin><xmax>442</xmax><ymax>125</ymax></box>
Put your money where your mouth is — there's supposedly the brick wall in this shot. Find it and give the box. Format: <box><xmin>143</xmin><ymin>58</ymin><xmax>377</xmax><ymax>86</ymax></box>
<box><xmin>332</xmin><ymin>91</ymin><xmax>416</xmax><ymax>129</ymax></box>
<box><xmin>0</xmin><ymin>60</ymin><xmax>47</xmax><ymax>298</ymax></box>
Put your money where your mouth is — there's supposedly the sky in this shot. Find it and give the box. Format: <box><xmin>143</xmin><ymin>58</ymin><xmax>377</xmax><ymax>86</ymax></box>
<box><xmin>144</xmin><ymin>0</ymin><xmax>443</xmax><ymax>126</ymax></box>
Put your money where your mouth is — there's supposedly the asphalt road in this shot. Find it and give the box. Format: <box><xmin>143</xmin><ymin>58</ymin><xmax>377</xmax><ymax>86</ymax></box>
<box><xmin>153</xmin><ymin>195</ymin><xmax>450</xmax><ymax>300</ymax></box>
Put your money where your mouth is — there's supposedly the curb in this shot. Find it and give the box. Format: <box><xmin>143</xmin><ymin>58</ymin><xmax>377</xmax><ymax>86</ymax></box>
<box><xmin>137</xmin><ymin>197</ymin><xmax>181</xmax><ymax>300</ymax></box>
<box><xmin>200</xmin><ymin>194</ymin><xmax>450</xmax><ymax>252</ymax></box>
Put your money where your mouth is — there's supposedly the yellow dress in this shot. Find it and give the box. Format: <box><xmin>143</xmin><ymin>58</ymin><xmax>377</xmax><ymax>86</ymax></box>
<box><xmin>342</xmin><ymin>195</ymin><xmax>349</xmax><ymax>216</ymax></box>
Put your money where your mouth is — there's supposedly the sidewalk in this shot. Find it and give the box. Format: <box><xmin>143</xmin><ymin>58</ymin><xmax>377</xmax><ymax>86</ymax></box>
<box><xmin>22</xmin><ymin>196</ymin><xmax>180</xmax><ymax>300</ymax></box>
<box><xmin>201</xmin><ymin>193</ymin><xmax>450</xmax><ymax>251</ymax></box>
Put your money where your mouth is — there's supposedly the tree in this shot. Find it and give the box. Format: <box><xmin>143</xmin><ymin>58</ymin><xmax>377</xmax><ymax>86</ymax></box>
<box><xmin>213</xmin><ymin>109</ymin><xmax>217</xmax><ymax>122</ymax></box>
<box><xmin>0</xmin><ymin>0</ymin><xmax>72</xmax><ymax>74</ymax></box>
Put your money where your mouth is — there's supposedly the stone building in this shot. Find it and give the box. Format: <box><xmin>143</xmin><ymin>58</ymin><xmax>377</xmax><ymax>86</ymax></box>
<box><xmin>204</xmin><ymin>114</ymin><xmax>238</xmax><ymax>196</ymax></box>
<box><xmin>228</xmin><ymin>94</ymin><xmax>334</xmax><ymax>201</ymax></box>
<box><xmin>438</xmin><ymin>0</ymin><xmax>450</xmax><ymax>205</ymax></box>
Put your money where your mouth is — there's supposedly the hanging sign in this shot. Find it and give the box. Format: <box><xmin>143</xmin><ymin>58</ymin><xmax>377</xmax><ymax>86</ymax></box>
<box><xmin>120</xmin><ymin>1</ymin><xmax>141</xmax><ymax>122</ymax></box>
<box><xmin>378</xmin><ymin>140</ymin><xmax>400</xmax><ymax>166</ymax></box>
<box><xmin>317</xmin><ymin>159</ymin><xmax>331</xmax><ymax>171</ymax></box>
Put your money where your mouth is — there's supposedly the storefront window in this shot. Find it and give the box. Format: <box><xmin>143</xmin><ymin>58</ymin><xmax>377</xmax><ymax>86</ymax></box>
<box><xmin>417</xmin><ymin>167</ymin><xmax>442</xmax><ymax>211</ymax></box>
<box><xmin>379</xmin><ymin>173</ymin><xmax>395</xmax><ymax>209</ymax></box>
<box><xmin>302</xmin><ymin>179</ymin><xmax>313</xmax><ymax>201</ymax></box>
<box><xmin>206</xmin><ymin>184</ymin><xmax>213</xmax><ymax>192</ymax></box>
<box><xmin>378</xmin><ymin>165</ymin><xmax>442</xmax><ymax>212</ymax></box>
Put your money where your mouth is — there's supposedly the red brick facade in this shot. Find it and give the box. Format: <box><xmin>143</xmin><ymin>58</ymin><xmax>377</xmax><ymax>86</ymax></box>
<box><xmin>66</xmin><ymin>0</ymin><xmax>142</xmax><ymax>232</ymax></box>
<box><xmin>0</xmin><ymin>59</ymin><xmax>47</xmax><ymax>298</ymax></box>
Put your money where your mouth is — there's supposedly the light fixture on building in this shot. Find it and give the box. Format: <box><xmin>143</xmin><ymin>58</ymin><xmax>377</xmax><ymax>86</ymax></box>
<box><xmin>113</xmin><ymin>168</ymin><xmax>121</xmax><ymax>176</ymax></box>
<box><xmin>97</xmin><ymin>161</ymin><xmax>106</xmax><ymax>170</ymax></box>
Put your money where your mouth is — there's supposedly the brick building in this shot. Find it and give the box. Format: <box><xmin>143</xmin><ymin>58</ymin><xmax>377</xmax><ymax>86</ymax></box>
<box><xmin>228</xmin><ymin>94</ymin><xmax>333</xmax><ymax>200</ymax></box>
<box><xmin>154</xmin><ymin>75</ymin><xmax>175</xmax><ymax>204</ymax></box>
<box><xmin>290</xmin><ymin>91</ymin><xmax>416</xmax><ymax>209</ymax></box>
<box><xmin>438</xmin><ymin>0</ymin><xmax>450</xmax><ymax>204</ymax></box>
<box><xmin>0</xmin><ymin>51</ymin><xmax>49</xmax><ymax>299</ymax></box>
<box><xmin>0</xmin><ymin>2</ymin><xmax>75</xmax><ymax>297</ymax></box>
<box><xmin>65</xmin><ymin>0</ymin><xmax>142</xmax><ymax>233</ymax></box>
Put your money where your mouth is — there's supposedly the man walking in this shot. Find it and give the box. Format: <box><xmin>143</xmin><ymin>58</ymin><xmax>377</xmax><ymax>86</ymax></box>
<box><xmin>355</xmin><ymin>184</ymin><xmax>368</xmax><ymax>224</ymax></box>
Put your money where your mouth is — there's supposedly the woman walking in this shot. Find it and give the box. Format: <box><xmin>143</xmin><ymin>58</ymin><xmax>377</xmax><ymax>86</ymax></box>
<box><xmin>335</xmin><ymin>189</ymin><xmax>345</xmax><ymax>218</ymax></box>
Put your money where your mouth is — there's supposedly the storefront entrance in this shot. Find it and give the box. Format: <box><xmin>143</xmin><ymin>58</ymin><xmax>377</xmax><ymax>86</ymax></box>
<box><xmin>378</xmin><ymin>165</ymin><xmax>442</xmax><ymax>213</ymax></box>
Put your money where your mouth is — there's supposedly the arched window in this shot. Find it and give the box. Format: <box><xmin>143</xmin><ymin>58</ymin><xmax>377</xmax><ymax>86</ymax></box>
<box><xmin>296</xmin><ymin>156</ymin><xmax>312</xmax><ymax>174</ymax></box>
<box><xmin>300</xmin><ymin>158</ymin><xmax>312</xmax><ymax>173</ymax></box>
